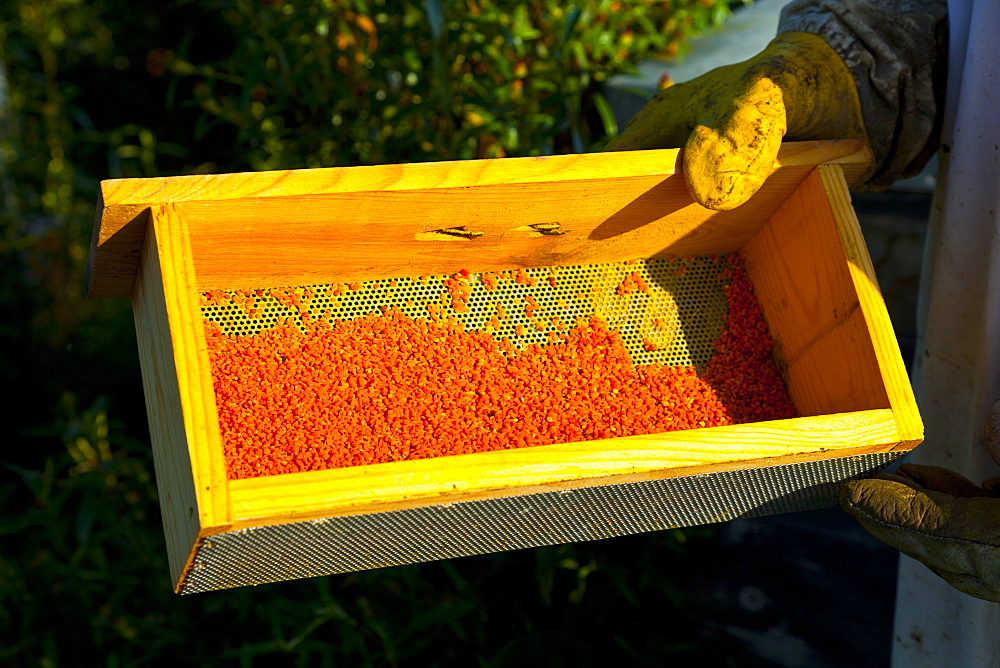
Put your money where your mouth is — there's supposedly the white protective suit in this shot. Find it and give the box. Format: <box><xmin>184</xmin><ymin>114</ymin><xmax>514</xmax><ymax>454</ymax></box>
<box><xmin>782</xmin><ymin>0</ymin><xmax>1000</xmax><ymax>663</ymax></box>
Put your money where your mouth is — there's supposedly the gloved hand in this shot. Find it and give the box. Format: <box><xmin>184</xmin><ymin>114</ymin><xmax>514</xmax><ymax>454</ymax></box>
<box><xmin>605</xmin><ymin>32</ymin><xmax>867</xmax><ymax>210</ymax></box>
<box><xmin>840</xmin><ymin>401</ymin><xmax>1000</xmax><ymax>602</ymax></box>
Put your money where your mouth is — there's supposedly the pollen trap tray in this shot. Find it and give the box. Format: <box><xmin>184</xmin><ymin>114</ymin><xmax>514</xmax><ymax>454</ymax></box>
<box><xmin>88</xmin><ymin>140</ymin><xmax>922</xmax><ymax>594</ymax></box>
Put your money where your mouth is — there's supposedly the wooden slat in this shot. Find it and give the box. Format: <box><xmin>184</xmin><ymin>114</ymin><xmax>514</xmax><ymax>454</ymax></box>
<box><xmin>89</xmin><ymin>140</ymin><xmax>871</xmax><ymax>298</ymax></box>
<box><xmin>226</xmin><ymin>409</ymin><xmax>899</xmax><ymax>529</ymax></box>
<box><xmin>132</xmin><ymin>204</ymin><xmax>231</xmax><ymax>589</ymax></box>
<box><xmin>182</xmin><ymin>175</ymin><xmax>762</xmax><ymax>292</ymax></box>
<box><xmin>818</xmin><ymin>165</ymin><xmax>923</xmax><ymax>446</ymax></box>
<box><xmin>741</xmin><ymin>168</ymin><xmax>891</xmax><ymax>417</ymax></box>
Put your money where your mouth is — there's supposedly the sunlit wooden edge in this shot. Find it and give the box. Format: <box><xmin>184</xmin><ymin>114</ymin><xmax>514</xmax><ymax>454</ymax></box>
<box><xmin>137</xmin><ymin>205</ymin><xmax>230</xmax><ymax>587</ymax></box>
<box><xmin>217</xmin><ymin>408</ymin><xmax>901</xmax><ymax>532</ymax></box>
<box><xmin>100</xmin><ymin>140</ymin><xmax>870</xmax><ymax>207</ymax></box>
<box><xmin>818</xmin><ymin>165</ymin><xmax>924</xmax><ymax>445</ymax></box>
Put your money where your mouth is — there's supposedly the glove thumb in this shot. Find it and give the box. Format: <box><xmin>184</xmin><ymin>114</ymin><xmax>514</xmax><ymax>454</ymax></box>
<box><xmin>841</xmin><ymin>477</ymin><xmax>1000</xmax><ymax>602</ymax></box>
<box><xmin>682</xmin><ymin>77</ymin><xmax>786</xmax><ymax>211</ymax></box>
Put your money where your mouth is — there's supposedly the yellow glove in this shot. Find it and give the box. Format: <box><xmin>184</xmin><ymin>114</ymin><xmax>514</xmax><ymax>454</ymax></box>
<box><xmin>840</xmin><ymin>402</ymin><xmax>1000</xmax><ymax>602</ymax></box>
<box><xmin>605</xmin><ymin>32</ymin><xmax>867</xmax><ymax>210</ymax></box>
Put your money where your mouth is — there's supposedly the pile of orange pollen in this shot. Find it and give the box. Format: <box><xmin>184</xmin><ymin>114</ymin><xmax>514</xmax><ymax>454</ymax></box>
<box><xmin>204</xmin><ymin>255</ymin><xmax>798</xmax><ymax>480</ymax></box>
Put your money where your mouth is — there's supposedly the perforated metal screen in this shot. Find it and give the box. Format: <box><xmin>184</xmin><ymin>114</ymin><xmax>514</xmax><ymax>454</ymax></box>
<box><xmin>178</xmin><ymin>451</ymin><xmax>903</xmax><ymax>594</ymax></box>
<box><xmin>201</xmin><ymin>256</ymin><xmax>731</xmax><ymax>369</ymax></box>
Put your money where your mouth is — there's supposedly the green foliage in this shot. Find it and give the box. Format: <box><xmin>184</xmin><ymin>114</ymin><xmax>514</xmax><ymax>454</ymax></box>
<box><xmin>0</xmin><ymin>0</ymin><xmax>740</xmax><ymax>663</ymax></box>
<box><xmin>0</xmin><ymin>0</ymin><xmax>144</xmax><ymax>454</ymax></box>
<box><xmin>1</xmin><ymin>394</ymin><xmax>723</xmax><ymax>665</ymax></box>
<box><xmin>161</xmin><ymin>0</ymin><xmax>732</xmax><ymax>169</ymax></box>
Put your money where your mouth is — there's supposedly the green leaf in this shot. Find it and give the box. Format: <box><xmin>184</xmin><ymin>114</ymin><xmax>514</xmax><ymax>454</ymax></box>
<box><xmin>591</xmin><ymin>90</ymin><xmax>618</xmax><ymax>137</ymax></box>
<box><xmin>559</xmin><ymin>6</ymin><xmax>583</xmax><ymax>50</ymax></box>
<box><xmin>511</xmin><ymin>5</ymin><xmax>541</xmax><ymax>40</ymax></box>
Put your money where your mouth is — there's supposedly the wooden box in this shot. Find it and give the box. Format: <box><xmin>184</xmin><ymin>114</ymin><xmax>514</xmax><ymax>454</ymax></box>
<box><xmin>88</xmin><ymin>139</ymin><xmax>921</xmax><ymax>594</ymax></box>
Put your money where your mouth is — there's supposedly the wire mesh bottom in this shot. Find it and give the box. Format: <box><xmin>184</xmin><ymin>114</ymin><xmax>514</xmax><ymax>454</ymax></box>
<box><xmin>179</xmin><ymin>451</ymin><xmax>903</xmax><ymax>594</ymax></box>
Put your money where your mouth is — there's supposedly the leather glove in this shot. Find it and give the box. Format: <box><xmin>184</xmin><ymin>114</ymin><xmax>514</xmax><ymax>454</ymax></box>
<box><xmin>605</xmin><ymin>32</ymin><xmax>867</xmax><ymax>210</ymax></box>
<box><xmin>840</xmin><ymin>401</ymin><xmax>1000</xmax><ymax>602</ymax></box>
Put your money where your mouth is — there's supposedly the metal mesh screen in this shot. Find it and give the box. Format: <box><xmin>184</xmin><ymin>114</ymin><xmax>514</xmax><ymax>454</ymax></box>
<box><xmin>179</xmin><ymin>451</ymin><xmax>903</xmax><ymax>594</ymax></box>
<box><xmin>201</xmin><ymin>257</ymin><xmax>731</xmax><ymax>369</ymax></box>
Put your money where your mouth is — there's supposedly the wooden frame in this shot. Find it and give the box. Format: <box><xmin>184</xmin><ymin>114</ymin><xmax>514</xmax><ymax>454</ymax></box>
<box><xmin>92</xmin><ymin>140</ymin><xmax>922</xmax><ymax>592</ymax></box>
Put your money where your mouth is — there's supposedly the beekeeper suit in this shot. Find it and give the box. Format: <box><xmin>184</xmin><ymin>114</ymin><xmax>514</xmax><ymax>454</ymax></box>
<box><xmin>607</xmin><ymin>0</ymin><xmax>1000</xmax><ymax>664</ymax></box>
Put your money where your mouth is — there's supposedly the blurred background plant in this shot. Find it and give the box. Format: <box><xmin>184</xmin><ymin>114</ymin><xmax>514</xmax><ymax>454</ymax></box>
<box><xmin>0</xmin><ymin>0</ymin><xmax>746</xmax><ymax>663</ymax></box>
<box><xmin>159</xmin><ymin>0</ymin><xmax>732</xmax><ymax>169</ymax></box>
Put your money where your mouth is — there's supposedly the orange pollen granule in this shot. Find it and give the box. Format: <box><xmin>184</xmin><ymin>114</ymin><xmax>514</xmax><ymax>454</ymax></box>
<box><xmin>616</xmin><ymin>271</ymin><xmax>649</xmax><ymax>296</ymax></box>
<box><xmin>515</xmin><ymin>268</ymin><xmax>537</xmax><ymax>286</ymax></box>
<box><xmin>205</xmin><ymin>256</ymin><xmax>797</xmax><ymax>480</ymax></box>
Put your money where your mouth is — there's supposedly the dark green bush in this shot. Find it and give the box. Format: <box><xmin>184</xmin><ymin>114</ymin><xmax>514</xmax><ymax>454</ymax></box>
<box><xmin>3</xmin><ymin>410</ymin><xmax>719</xmax><ymax>665</ymax></box>
<box><xmin>1</xmin><ymin>0</ymin><xmax>739</xmax><ymax>663</ymax></box>
<box><xmin>160</xmin><ymin>0</ymin><xmax>732</xmax><ymax>169</ymax></box>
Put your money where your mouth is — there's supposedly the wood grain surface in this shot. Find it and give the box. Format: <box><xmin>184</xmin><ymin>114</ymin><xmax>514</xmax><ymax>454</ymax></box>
<box><xmin>132</xmin><ymin>204</ymin><xmax>230</xmax><ymax>589</ymax></box>
<box><xmin>817</xmin><ymin>165</ymin><xmax>923</xmax><ymax>445</ymax></box>
<box><xmin>89</xmin><ymin>140</ymin><xmax>872</xmax><ymax>298</ymax></box>
<box><xmin>226</xmin><ymin>409</ymin><xmax>902</xmax><ymax>529</ymax></box>
<box><xmin>742</xmin><ymin>167</ymin><xmax>891</xmax><ymax>417</ymax></box>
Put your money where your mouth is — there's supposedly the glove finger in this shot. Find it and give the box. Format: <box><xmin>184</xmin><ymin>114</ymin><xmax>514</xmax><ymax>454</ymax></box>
<box><xmin>925</xmin><ymin>564</ymin><xmax>1000</xmax><ymax>603</ymax></box>
<box><xmin>872</xmin><ymin>471</ymin><xmax>925</xmax><ymax>487</ymax></box>
<box><xmin>895</xmin><ymin>463</ymin><xmax>991</xmax><ymax>498</ymax></box>
<box><xmin>841</xmin><ymin>478</ymin><xmax>1000</xmax><ymax>602</ymax></box>
<box><xmin>841</xmin><ymin>477</ymin><xmax>946</xmax><ymax>531</ymax></box>
<box><xmin>682</xmin><ymin>77</ymin><xmax>786</xmax><ymax>211</ymax></box>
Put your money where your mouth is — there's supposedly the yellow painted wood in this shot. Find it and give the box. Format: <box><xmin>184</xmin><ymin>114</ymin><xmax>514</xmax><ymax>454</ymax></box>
<box><xmin>818</xmin><ymin>164</ymin><xmax>923</xmax><ymax>446</ymax></box>
<box><xmin>132</xmin><ymin>203</ymin><xmax>230</xmax><ymax>590</ymax></box>
<box><xmin>89</xmin><ymin>140</ymin><xmax>871</xmax><ymax>298</ymax></box>
<box><xmin>227</xmin><ymin>409</ymin><xmax>900</xmax><ymax>528</ymax></box>
<box><xmin>741</xmin><ymin>168</ymin><xmax>891</xmax><ymax>417</ymax></box>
